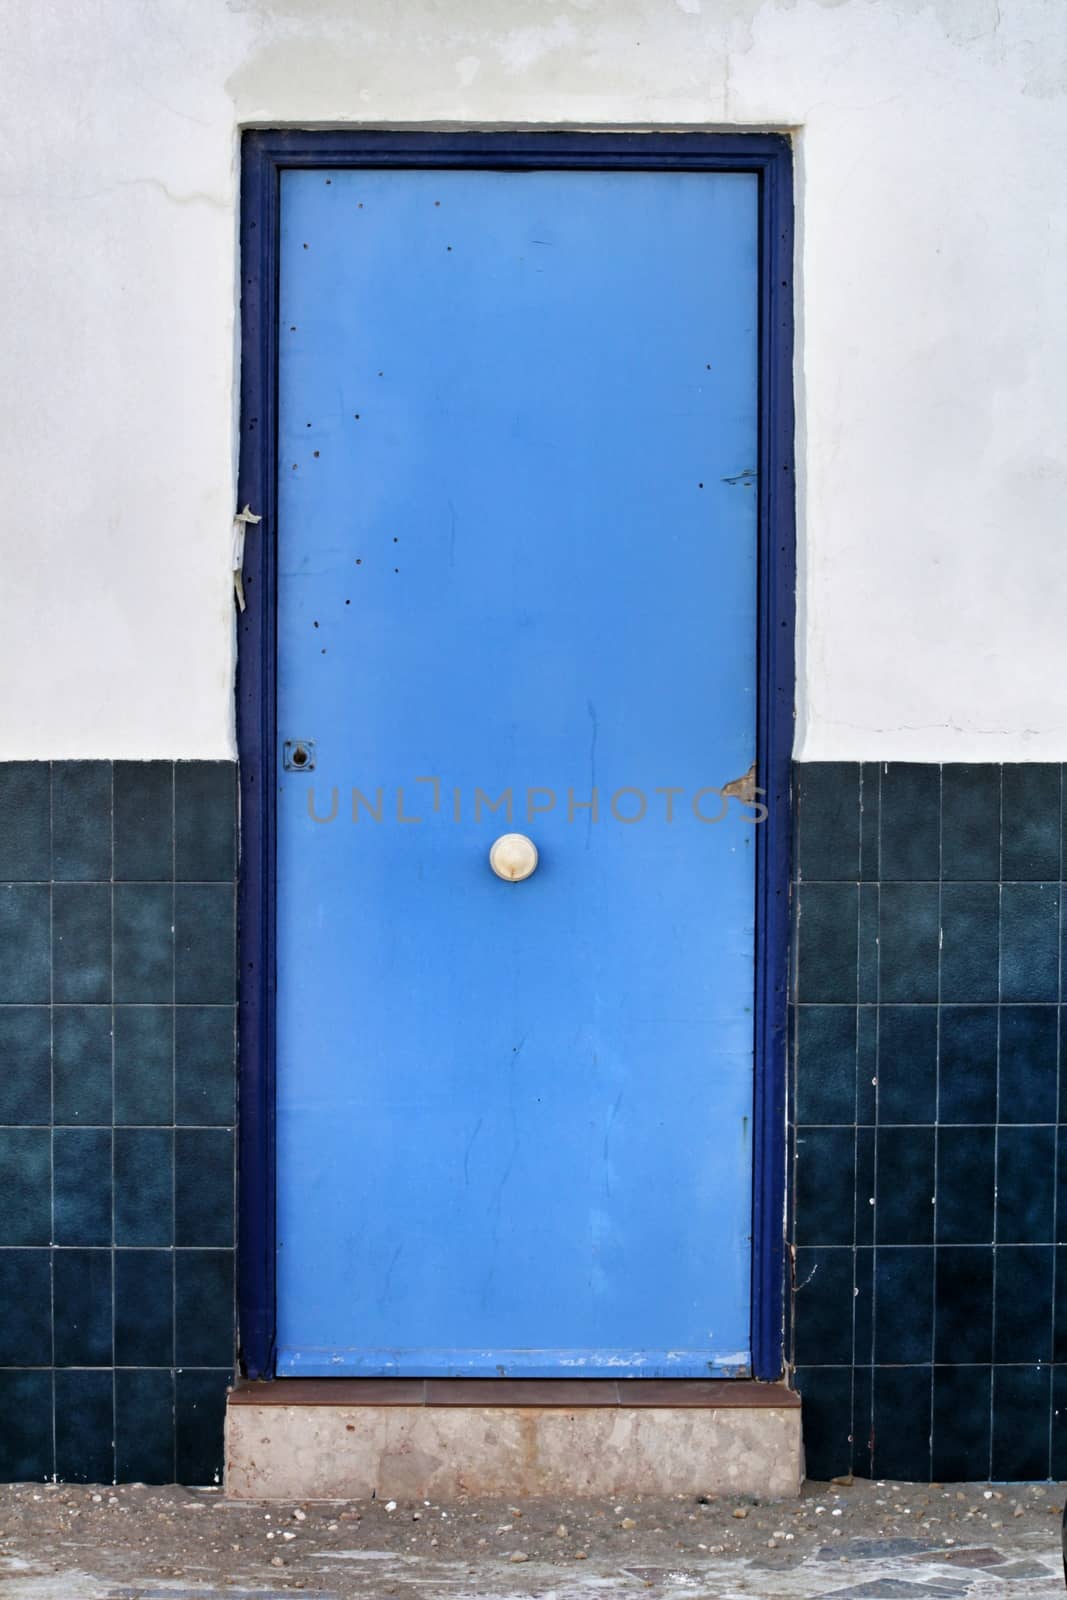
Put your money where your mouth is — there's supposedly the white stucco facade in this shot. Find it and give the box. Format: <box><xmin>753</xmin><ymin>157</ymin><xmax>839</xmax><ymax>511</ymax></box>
<box><xmin>1</xmin><ymin>0</ymin><xmax>1064</xmax><ymax>760</ymax></box>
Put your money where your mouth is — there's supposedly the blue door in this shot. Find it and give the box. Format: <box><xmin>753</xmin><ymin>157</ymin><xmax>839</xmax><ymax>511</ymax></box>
<box><xmin>275</xmin><ymin>167</ymin><xmax>759</xmax><ymax>1377</ymax></box>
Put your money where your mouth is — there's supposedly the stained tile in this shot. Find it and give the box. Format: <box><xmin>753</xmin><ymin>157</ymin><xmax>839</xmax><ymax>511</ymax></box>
<box><xmin>52</xmin><ymin>762</ymin><xmax>111</xmax><ymax>881</ymax></box>
<box><xmin>996</xmin><ymin>1125</ymin><xmax>1055</xmax><ymax>1243</ymax></box>
<box><xmin>879</xmin><ymin>764</ymin><xmax>940</xmax><ymax>881</ymax></box>
<box><xmin>114</xmin><ymin>1127</ymin><xmax>173</xmax><ymax>1247</ymax></box>
<box><xmin>0</xmin><ymin>1250</ymin><xmax>50</xmax><ymax>1365</ymax></box>
<box><xmin>175</xmin><ymin>884</ymin><xmax>235</xmax><ymax>1005</ymax></box>
<box><xmin>175</xmin><ymin>1006</ymin><xmax>235</xmax><ymax>1126</ymax></box>
<box><xmin>113</xmin><ymin>884</ymin><xmax>173</xmax><ymax>1004</ymax></box>
<box><xmin>1000</xmin><ymin>882</ymin><xmax>1059</xmax><ymax>1002</ymax></box>
<box><xmin>934</xmin><ymin>1247</ymin><xmax>993</xmax><ymax>1364</ymax></box>
<box><xmin>932</xmin><ymin>1365</ymin><xmax>991</xmax><ymax>1483</ymax></box>
<box><xmin>874</xmin><ymin>1246</ymin><xmax>934</xmax><ymax>1364</ymax></box>
<box><xmin>875</xmin><ymin>1125</ymin><xmax>934</xmax><ymax>1245</ymax></box>
<box><xmin>794</xmin><ymin>1006</ymin><xmax>856</xmax><ymax>1125</ymax></box>
<box><xmin>938</xmin><ymin>1006</ymin><xmax>997</xmax><ymax>1125</ymax></box>
<box><xmin>53</xmin><ymin>1128</ymin><xmax>112</xmax><ymax>1245</ymax></box>
<box><xmin>796</xmin><ymin>883</ymin><xmax>857</xmax><ymax>1004</ymax></box>
<box><xmin>793</xmin><ymin>1247</ymin><xmax>854</xmax><ymax>1367</ymax></box>
<box><xmin>794</xmin><ymin>1366</ymin><xmax>853</xmax><ymax>1482</ymax></box>
<box><xmin>175</xmin><ymin>1369</ymin><xmax>231</xmax><ymax>1486</ymax></box>
<box><xmin>936</xmin><ymin>1126</ymin><xmax>995</xmax><ymax>1245</ymax></box>
<box><xmin>0</xmin><ymin>884</ymin><xmax>50</xmax><ymax>1003</ymax></box>
<box><xmin>175</xmin><ymin>1128</ymin><xmax>234</xmax><ymax>1247</ymax></box>
<box><xmin>998</xmin><ymin>1005</ymin><xmax>1057</xmax><ymax>1125</ymax></box>
<box><xmin>939</xmin><ymin>883</ymin><xmax>999</xmax><ymax>1003</ymax></box>
<box><xmin>991</xmin><ymin>1364</ymin><xmax>1050</xmax><ymax>1481</ymax></box>
<box><xmin>53</xmin><ymin>1006</ymin><xmax>112</xmax><ymax>1126</ymax></box>
<box><xmin>175</xmin><ymin>1250</ymin><xmax>234</xmax><ymax>1367</ymax></box>
<box><xmin>54</xmin><ymin>1249</ymin><xmax>112</xmax><ymax>1367</ymax></box>
<box><xmin>941</xmin><ymin>765</ymin><xmax>1000</xmax><ymax>881</ymax></box>
<box><xmin>0</xmin><ymin>1128</ymin><xmax>51</xmax><ymax>1244</ymax></box>
<box><xmin>176</xmin><ymin>763</ymin><xmax>236</xmax><ymax>882</ymax></box>
<box><xmin>0</xmin><ymin>1006</ymin><xmax>51</xmax><ymax>1124</ymax></box>
<box><xmin>116</xmin><ymin>1369</ymin><xmax>174</xmax><ymax>1484</ymax></box>
<box><xmin>55</xmin><ymin>1368</ymin><xmax>114</xmax><ymax>1483</ymax></box>
<box><xmin>114</xmin><ymin>1006</ymin><xmax>173</xmax><ymax>1125</ymax></box>
<box><xmin>871</xmin><ymin>1366</ymin><xmax>932</xmax><ymax>1481</ymax></box>
<box><xmin>0</xmin><ymin>1370</ymin><xmax>53</xmax><ymax>1480</ymax></box>
<box><xmin>114</xmin><ymin>1249</ymin><xmax>173</xmax><ymax>1366</ymax></box>
<box><xmin>878</xmin><ymin>883</ymin><xmax>939</xmax><ymax>1004</ymax></box>
<box><xmin>994</xmin><ymin>1245</ymin><xmax>1053</xmax><ymax>1363</ymax></box>
<box><xmin>1001</xmin><ymin>764</ymin><xmax>1061</xmax><ymax>880</ymax></box>
<box><xmin>795</xmin><ymin>1126</ymin><xmax>855</xmax><ymax>1247</ymax></box>
<box><xmin>52</xmin><ymin>883</ymin><xmax>111</xmax><ymax>1004</ymax></box>
<box><xmin>858</xmin><ymin>764</ymin><xmax>881</xmax><ymax>882</ymax></box>
<box><xmin>0</xmin><ymin>764</ymin><xmax>50</xmax><ymax>880</ymax></box>
<box><xmin>877</xmin><ymin>1006</ymin><xmax>937</xmax><ymax>1125</ymax></box>
<box><xmin>114</xmin><ymin>761</ymin><xmax>173</xmax><ymax>882</ymax></box>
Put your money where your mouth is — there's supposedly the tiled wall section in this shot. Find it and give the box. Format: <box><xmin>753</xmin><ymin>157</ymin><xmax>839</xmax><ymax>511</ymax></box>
<box><xmin>0</xmin><ymin>763</ymin><xmax>236</xmax><ymax>1483</ymax></box>
<box><xmin>792</xmin><ymin>763</ymin><xmax>1067</xmax><ymax>1482</ymax></box>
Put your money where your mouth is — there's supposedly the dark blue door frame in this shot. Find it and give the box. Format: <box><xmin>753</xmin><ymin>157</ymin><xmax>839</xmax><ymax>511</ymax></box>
<box><xmin>236</xmin><ymin>128</ymin><xmax>796</xmax><ymax>1384</ymax></box>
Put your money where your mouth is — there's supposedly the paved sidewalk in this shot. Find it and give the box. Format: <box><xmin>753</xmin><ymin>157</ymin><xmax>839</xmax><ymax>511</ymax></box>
<box><xmin>1</xmin><ymin>1478</ymin><xmax>1064</xmax><ymax>1599</ymax></box>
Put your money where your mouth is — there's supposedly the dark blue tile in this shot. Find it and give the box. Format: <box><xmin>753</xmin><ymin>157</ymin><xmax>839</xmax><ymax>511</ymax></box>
<box><xmin>175</xmin><ymin>1250</ymin><xmax>234</xmax><ymax>1367</ymax></box>
<box><xmin>114</xmin><ymin>1249</ymin><xmax>173</xmax><ymax>1366</ymax></box>
<box><xmin>1054</xmin><ymin>1249</ymin><xmax>1067</xmax><ymax>1361</ymax></box>
<box><xmin>878</xmin><ymin>883</ymin><xmax>939</xmax><ymax>1003</ymax></box>
<box><xmin>871</xmin><ymin>1366</ymin><xmax>932</xmax><ymax>1481</ymax></box>
<box><xmin>795</xmin><ymin>1006</ymin><xmax>856</xmax><ymax>1125</ymax></box>
<box><xmin>0</xmin><ymin>1128</ymin><xmax>51</xmax><ymax>1243</ymax></box>
<box><xmin>114</xmin><ymin>761</ymin><xmax>173</xmax><ymax>882</ymax></box>
<box><xmin>1052</xmin><ymin>1367</ymin><xmax>1067</xmax><ymax>1479</ymax></box>
<box><xmin>875</xmin><ymin>1125</ymin><xmax>935</xmax><ymax>1244</ymax></box>
<box><xmin>795</xmin><ymin>1366</ymin><xmax>853</xmax><ymax>1481</ymax></box>
<box><xmin>116</xmin><ymin>1369</ymin><xmax>175</xmax><ymax>1484</ymax></box>
<box><xmin>114</xmin><ymin>1127</ymin><xmax>173</xmax><ymax>1247</ymax></box>
<box><xmin>175</xmin><ymin>1128</ymin><xmax>233</xmax><ymax>1247</ymax></box>
<box><xmin>874</xmin><ymin>1246</ymin><xmax>934</xmax><ymax>1363</ymax></box>
<box><xmin>858</xmin><ymin>885</ymin><xmax>879</xmax><ymax>1002</ymax></box>
<box><xmin>995</xmin><ymin>1245</ymin><xmax>1053</xmax><ymax>1363</ymax></box>
<box><xmin>991</xmin><ymin>1364</ymin><xmax>1050</xmax><ymax>1481</ymax></box>
<box><xmin>175</xmin><ymin>885</ymin><xmax>235</xmax><ymax>1005</ymax></box>
<box><xmin>932</xmin><ymin>1365</ymin><xmax>991</xmax><ymax>1483</ymax></box>
<box><xmin>877</xmin><ymin>1006</ymin><xmax>937</xmax><ymax>1124</ymax></box>
<box><xmin>858</xmin><ymin>764</ymin><xmax>880</xmax><ymax>881</ymax></box>
<box><xmin>939</xmin><ymin>883</ymin><xmax>999</xmax><ymax>1002</ymax></box>
<box><xmin>53</xmin><ymin>1006</ymin><xmax>112</xmax><ymax>1125</ymax></box>
<box><xmin>52</xmin><ymin>762</ymin><xmax>111</xmax><ymax>881</ymax></box>
<box><xmin>941</xmin><ymin>765</ymin><xmax>1000</xmax><ymax>881</ymax></box>
<box><xmin>797</xmin><ymin>764</ymin><xmax>859</xmax><ymax>883</ymax></box>
<box><xmin>53</xmin><ymin>1128</ymin><xmax>112</xmax><ymax>1245</ymax></box>
<box><xmin>999</xmin><ymin>1005</ymin><xmax>1057</xmax><ymax>1124</ymax></box>
<box><xmin>113</xmin><ymin>884</ymin><xmax>173</xmax><ymax>1004</ymax></box>
<box><xmin>934</xmin><ymin>1246</ymin><xmax>993</xmax><ymax>1363</ymax></box>
<box><xmin>852</xmin><ymin>1246</ymin><xmax>873</xmax><ymax>1363</ymax></box>
<box><xmin>0</xmin><ymin>765</ymin><xmax>50</xmax><ymax>880</ymax></box>
<box><xmin>796</xmin><ymin>883</ymin><xmax>857</xmax><ymax>1004</ymax></box>
<box><xmin>793</xmin><ymin>1247</ymin><xmax>853</xmax><ymax>1367</ymax></box>
<box><xmin>851</xmin><ymin>1364</ymin><xmax>873</xmax><ymax>1477</ymax></box>
<box><xmin>175</xmin><ymin>1369</ymin><xmax>231</xmax><ymax>1486</ymax></box>
<box><xmin>0</xmin><ymin>1370</ymin><xmax>53</xmax><ymax>1479</ymax></box>
<box><xmin>854</xmin><ymin>1127</ymin><xmax>875</xmax><ymax>1245</ymax></box>
<box><xmin>0</xmin><ymin>1249</ymin><xmax>50</xmax><ymax>1364</ymax></box>
<box><xmin>0</xmin><ymin>884</ymin><xmax>50</xmax><ymax>1003</ymax></box>
<box><xmin>1002</xmin><ymin>764</ymin><xmax>1061</xmax><ymax>880</ymax></box>
<box><xmin>997</xmin><ymin>1125</ymin><xmax>1055</xmax><ymax>1243</ymax></box>
<box><xmin>53</xmin><ymin>1249</ymin><xmax>112</xmax><ymax>1366</ymax></box>
<box><xmin>938</xmin><ymin>1006</ymin><xmax>997</xmax><ymax>1124</ymax></box>
<box><xmin>55</xmin><ymin>1368</ymin><xmax>114</xmax><ymax>1483</ymax></box>
<box><xmin>1001</xmin><ymin>882</ymin><xmax>1059</xmax><ymax>1002</ymax></box>
<box><xmin>0</xmin><ymin>1006</ymin><xmax>50</xmax><ymax>1124</ymax></box>
<box><xmin>1059</xmin><ymin>1130</ymin><xmax>1067</xmax><ymax>1243</ymax></box>
<box><xmin>879</xmin><ymin>764</ymin><xmax>940</xmax><ymax>881</ymax></box>
<box><xmin>175</xmin><ymin>1006</ymin><xmax>235</xmax><ymax>1126</ymax></box>
<box><xmin>52</xmin><ymin>883</ymin><xmax>111</xmax><ymax>1004</ymax></box>
<box><xmin>856</xmin><ymin>1007</ymin><xmax>877</xmax><ymax>1124</ymax></box>
<box><xmin>936</xmin><ymin>1126</ymin><xmax>995</xmax><ymax>1244</ymax></box>
<box><xmin>175</xmin><ymin>763</ymin><xmax>236</xmax><ymax>882</ymax></box>
<box><xmin>114</xmin><ymin>1006</ymin><xmax>173</xmax><ymax>1125</ymax></box>
<box><xmin>795</xmin><ymin>1126</ymin><xmax>855</xmax><ymax>1247</ymax></box>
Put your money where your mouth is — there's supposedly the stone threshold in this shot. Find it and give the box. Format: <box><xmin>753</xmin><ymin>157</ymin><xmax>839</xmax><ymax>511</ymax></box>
<box><xmin>230</xmin><ymin>1376</ymin><xmax>798</xmax><ymax>1409</ymax></box>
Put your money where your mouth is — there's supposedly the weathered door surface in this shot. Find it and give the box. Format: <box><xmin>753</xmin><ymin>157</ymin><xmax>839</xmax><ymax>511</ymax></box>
<box><xmin>275</xmin><ymin>167</ymin><xmax>759</xmax><ymax>1376</ymax></box>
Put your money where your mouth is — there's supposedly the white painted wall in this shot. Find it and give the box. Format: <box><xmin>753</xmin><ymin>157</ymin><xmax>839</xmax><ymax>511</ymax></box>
<box><xmin>1</xmin><ymin>0</ymin><xmax>1063</xmax><ymax>759</ymax></box>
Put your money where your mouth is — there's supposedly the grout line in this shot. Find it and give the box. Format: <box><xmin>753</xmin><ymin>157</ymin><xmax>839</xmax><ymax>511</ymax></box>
<box><xmin>48</xmin><ymin>761</ymin><xmax>56</xmax><ymax>1482</ymax></box>
<box><xmin>171</xmin><ymin>760</ymin><xmax>178</xmax><ymax>1483</ymax></box>
<box><xmin>109</xmin><ymin>759</ymin><xmax>117</xmax><ymax>1486</ymax></box>
<box><xmin>929</xmin><ymin>761</ymin><xmax>942</xmax><ymax>1480</ymax></box>
<box><xmin>989</xmin><ymin>763</ymin><xmax>1003</xmax><ymax>1481</ymax></box>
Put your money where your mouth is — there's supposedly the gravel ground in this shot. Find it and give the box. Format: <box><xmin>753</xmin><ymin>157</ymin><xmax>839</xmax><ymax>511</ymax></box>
<box><xmin>1</xmin><ymin>1478</ymin><xmax>1065</xmax><ymax>1598</ymax></box>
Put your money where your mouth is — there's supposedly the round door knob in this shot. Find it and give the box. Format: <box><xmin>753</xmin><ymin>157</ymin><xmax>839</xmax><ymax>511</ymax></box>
<box><xmin>489</xmin><ymin>832</ymin><xmax>539</xmax><ymax>882</ymax></box>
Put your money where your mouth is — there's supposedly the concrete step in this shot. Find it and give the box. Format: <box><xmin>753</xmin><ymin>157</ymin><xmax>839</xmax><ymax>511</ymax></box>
<box><xmin>225</xmin><ymin>1378</ymin><xmax>803</xmax><ymax>1500</ymax></box>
